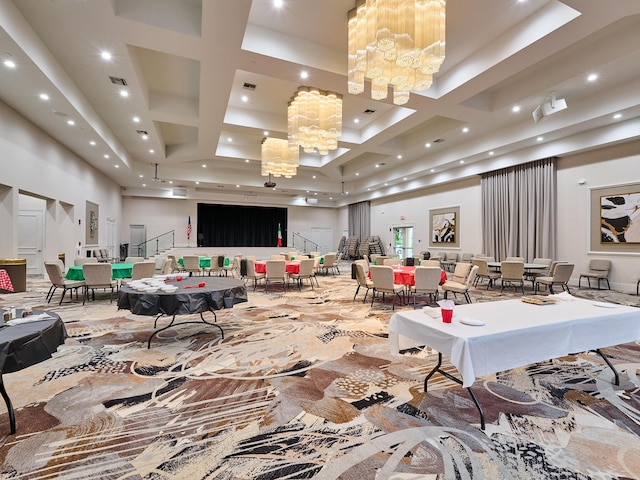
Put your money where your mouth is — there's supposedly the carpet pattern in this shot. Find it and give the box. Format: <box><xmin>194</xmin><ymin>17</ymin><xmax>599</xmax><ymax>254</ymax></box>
<box><xmin>1</xmin><ymin>268</ymin><xmax>639</xmax><ymax>479</ymax></box>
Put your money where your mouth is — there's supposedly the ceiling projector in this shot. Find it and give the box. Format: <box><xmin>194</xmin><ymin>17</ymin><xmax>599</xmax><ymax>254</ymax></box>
<box><xmin>264</xmin><ymin>180</ymin><xmax>276</xmax><ymax>188</ymax></box>
<box><xmin>532</xmin><ymin>93</ymin><xmax>568</xmax><ymax>123</ymax></box>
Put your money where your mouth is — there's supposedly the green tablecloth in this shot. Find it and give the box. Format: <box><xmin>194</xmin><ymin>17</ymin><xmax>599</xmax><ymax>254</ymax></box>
<box><xmin>177</xmin><ymin>256</ymin><xmax>230</xmax><ymax>268</ymax></box>
<box><xmin>65</xmin><ymin>263</ymin><xmax>133</xmax><ymax>281</ymax></box>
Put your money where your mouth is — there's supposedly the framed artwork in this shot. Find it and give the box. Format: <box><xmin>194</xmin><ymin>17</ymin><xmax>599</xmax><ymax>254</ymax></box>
<box><xmin>430</xmin><ymin>206</ymin><xmax>460</xmax><ymax>247</ymax></box>
<box><xmin>85</xmin><ymin>201</ymin><xmax>99</xmax><ymax>245</ymax></box>
<box><xmin>590</xmin><ymin>183</ymin><xmax>640</xmax><ymax>252</ymax></box>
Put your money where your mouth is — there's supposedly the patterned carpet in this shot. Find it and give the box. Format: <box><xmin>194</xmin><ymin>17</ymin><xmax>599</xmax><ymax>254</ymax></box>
<box><xmin>1</xmin><ymin>264</ymin><xmax>639</xmax><ymax>479</ymax></box>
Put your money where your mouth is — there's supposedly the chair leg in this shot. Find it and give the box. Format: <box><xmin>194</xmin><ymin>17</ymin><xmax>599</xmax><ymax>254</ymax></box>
<box><xmin>353</xmin><ymin>285</ymin><xmax>360</xmax><ymax>301</ymax></box>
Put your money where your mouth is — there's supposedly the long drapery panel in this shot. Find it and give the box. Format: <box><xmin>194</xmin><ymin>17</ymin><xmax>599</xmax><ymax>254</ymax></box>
<box><xmin>197</xmin><ymin>203</ymin><xmax>287</xmax><ymax>247</ymax></box>
<box><xmin>348</xmin><ymin>201</ymin><xmax>371</xmax><ymax>240</ymax></box>
<box><xmin>481</xmin><ymin>158</ymin><xmax>557</xmax><ymax>261</ymax></box>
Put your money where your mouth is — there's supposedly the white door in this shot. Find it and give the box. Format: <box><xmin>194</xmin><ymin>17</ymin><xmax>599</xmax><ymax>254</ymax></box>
<box><xmin>311</xmin><ymin>228</ymin><xmax>333</xmax><ymax>254</ymax></box>
<box><xmin>18</xmin><ymin>209</ymin><xmax>44</xmax><ymax>275</ymax></box>
<box><xmin>129</xmin><ymin>225</ymin><xmax>147</xmax><ymax>258</ymax></box>
<box><xmin>106</xmin><ymin>218</ymin><xmax>117</xmax><ymax>260</ymax></box>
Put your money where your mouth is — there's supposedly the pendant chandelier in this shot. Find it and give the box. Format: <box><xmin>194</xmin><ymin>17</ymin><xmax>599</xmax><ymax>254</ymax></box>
<box><xmin>348</xmin><ymin>0</ymin><xmax>446</xmax><ymax>105</ymax></box>
<box><xmin>288</xmin><ymin>86</ymin><xmax>343</xmax><ymax>155</ymax></box>
<box><xmin>261</xmin><ymin>137</ymin><xmax>299</xmax><ymax>178</ymax></box>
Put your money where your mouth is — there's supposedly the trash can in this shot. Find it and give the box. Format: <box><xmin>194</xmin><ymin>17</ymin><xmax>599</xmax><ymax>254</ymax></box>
<box><xmin>58</xmin><ymin>253</ymin><xmax>65</xmax><ymax>267</ymax></box>
<box><xmin>0</xmin><ymin>258</ymin><xmax>27</xmax><ymax>293</ymax></box>
<box><xmin>120</xmin><ymin>244</ymin><xmax>129</xmax><ymax>262</ymax></box>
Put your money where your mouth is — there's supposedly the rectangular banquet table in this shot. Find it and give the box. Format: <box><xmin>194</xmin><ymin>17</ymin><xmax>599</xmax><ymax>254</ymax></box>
<box><xmin>254</xmin><ymin>260</ymin><xmax>300</xmax><ymax>275</ymax></box>
<box><xmin>389</xmin><ymin>295</ymin><xmax>640</xmax><ymax>428</ymax></box>
<box><xmin>0</xmin><ymin>310</ymin><xmax>66</xmax><ymax>434</ymax></box>
<box><xmin>65</xmin><ymin>263</ymin><xmax>133</xmax><ymax>281</ymax></box>
<box><xmin>177</xmin><ymin>256</ymin><xmax>230</xmax><ymax>268</ymax></box>
<box><xmin>368</xmin><ymin>266</ymin><xmax>448</xmax><ymax>287</ymax></box>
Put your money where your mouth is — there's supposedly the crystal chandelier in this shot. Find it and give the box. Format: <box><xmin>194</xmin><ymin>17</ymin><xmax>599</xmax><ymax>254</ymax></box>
<box><xmin>288</xmin><ymin>86</ymin><xmax>343</xmax><ymax>155</ymax></box>
<box><xmin>348</xmin><ymin>0</ymin><xmax>446</xmax><ymax>105</ymax></box>
<box><xmin>261</xmin><ymin>137</ymin><xmax>299</xmax><ymax>178</ymax></box>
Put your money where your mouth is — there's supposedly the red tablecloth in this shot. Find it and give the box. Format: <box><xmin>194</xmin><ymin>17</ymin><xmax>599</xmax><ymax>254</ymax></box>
<box><xmin>0</xmin><ymin>269</ymin><xmax>14</xmax><ymax>292</ymax></box>
<box><xmin>254</xmin><ymin>261</ymin><xmax>300</xmax><ymax>275</ymax></box>
<box><xmin>370</xmin><ymin>266</ymin><xmax>447</xmax><ymax>287</ymax></box>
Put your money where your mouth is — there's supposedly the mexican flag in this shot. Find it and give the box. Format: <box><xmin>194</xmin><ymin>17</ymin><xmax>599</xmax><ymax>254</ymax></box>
<box><xmin>277</xmin><ymin>223</ymin><xmax>282</xmax><ymax>247</ymax></box>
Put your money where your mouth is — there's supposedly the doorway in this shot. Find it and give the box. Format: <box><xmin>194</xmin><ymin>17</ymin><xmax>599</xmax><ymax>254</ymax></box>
<box><xmin>129</xmin><ymin>224</ymin><xmax>147</xmax><ymax>258</ymax></box>
<box><xmin>393</xmin><ymin>226</ymin><xmax>413</xmax><ymax>260</ymax></box>
<box><xmin>311</xmin><ymin>228</ymin><xmax>333</xmax><ymax>254</ymax></box>
<box><xmin>18</xmin><ymin>209</ymin><xmax>45</xmax><ymax>275</ymax></box>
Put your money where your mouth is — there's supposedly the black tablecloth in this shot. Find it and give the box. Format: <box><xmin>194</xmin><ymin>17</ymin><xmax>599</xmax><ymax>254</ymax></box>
<box><xmin>0</xmin><ymin>311</ymin><xmax>67</xmax><ymax>374</ymax></box>
<box><xmin>117</xmin><ymin>277</ymin><xmax>248</xmax><ymax>316</ymax></box>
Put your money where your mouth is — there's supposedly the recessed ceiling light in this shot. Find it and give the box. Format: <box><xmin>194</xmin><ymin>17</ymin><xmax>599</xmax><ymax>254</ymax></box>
<box><xmin>462</xmin><ymin>127</ymin><xmax>469</xmax><ymax>133</ymax></box>
<box><xmin>100</xmin><ymin>51</ymin><xmax>112</xmax><ymax>61</ymax></box>
<box><xmin>314</xmin><ymin>192</ymin><xmax>318</xmax><ymax>195</ymax></box>
<box><xmin>3</xmin><ymin>59</ymin><xmax>16</xmax><ymax>69</ymax></box>
<box><xmin>196</xmin><ymin>181</ymin><xmax>200</xmax><ymax>185</ymax></box>
<box><xmin>227</xmin><ymin>137</ymin><xmax>232</xmax><ymax>142</ymax></box>
<box><xmin>430</xmin><ymin>168</ymin><xmax>435</xmax><ymax>173</ymax></box>
<box><xmin>375</xmin><ymin>164</ymin><xmax>380</xmax><ymax>168</ymax></box>
<box><xmin>312</xmin><ymin>175</ymin><xmax>316</xmax><ymax>179</ymax></box>
<box><xmin>236</xmin><ymin>185</ymin><xmax>240</xmax><ymax>188</ymax></box>
<box><xmin>460</xmin><ymin>160</ymin><xmax>465</xmax><ymax>164</ymax></box>
<box><xmin>537</xmin><ymin>136</ymin><xmax>544</xmax><ymax>142</ymax></box>
<box><xmin>114</xmin><ymin>165</ymin><xmax>119</xmax><ymax>168</ymax></box>
<box><xmin>89</xmin><ymin>141</ymin><xmax>96</xmax><ymax>146</ymax></box>
<box><xmin>425</xmin><ymin>142</ymin><xmax>431</xmax><ymax>148</ymax></box>
<box><xmin>489</xmin><ymin>151</ymin><xmax>494</xmax><ymax>155</ymax></box>
<box><xmin>397</xmin><ymin>154</ymin><xmax>402</xmax><ymax>159</ymax></box>
<box><xmin>104</xmin><ymin>154</ymin><xmax>109</xmax><ymax>158</ymax></box>
<box><xmin>384</xmin><ymin>183</ymin><xmax>388</xmax><ymax>186</ymax></box>
<box><xmin>300</xmin><ymin>71</ymin><xmax>308</xmax><ymax>79</ymax></box>
<box><xmin>120</xmin><ymin>90</ymin><xmax>129</xmax><ymax>97</ymax></box>
<box><xmin>329</xmin><ymin>197</ymin><xmax>333</xmax><ymax>200</ymax></box>
<box><xmin>274</xmin><ymin>0</ymin><xmax>283</xmax><ymax>7</ymax></box>
<box><xmin>141</xmin><ymin>134</ymin><xmax>148</xmax><ymax>140</ymax></box>
<box><xmin>587</xmin><ymin>73</ymin><xmax>598</xmax><ymax>82</ymax></box>
<box><xmin>512</xmin><ymin>105</ymin><xmax>521</xmax><ymax>113</ymax></box>
<box><xmin>245</xmin><ymin>159</ymin><xmax>250</xmax><ymax>163</ymax></box>
<box><xmin>354</xmin><ymin>118</ymin><xmax>360</xmax><ymax>123</ymax></box>
<box><xmin>403</xmin><ymin>177</ymin><xmax>407</xmax><ymax>181</ymax></box>
<box><xmin>149</xmin><ymin>149</ymin><xmax>154</xmax><ymax>153</ymax></box>
<box><xmin>133</xmin><ymin>116</ymin><xmax>140</xmax><ymax>123</ymax></box>
<box><xmin>202</xmin><ymin>164</ymin><xmax>206</xmax><ymax>168</ymax></box>
<box><xmin>241</xmin><ymin>95</ymin><xmax>248</xmax><ymax>102</ymax></box>
<box><xmin>613</xmin><ymin>113</ymin><xmax>622</xmax><ymax>119</ymax></box>
<box><xmin>169</xmin><ymin>181</ymin><xmax>173</xmax><ymax>184</ymax></box>
<box><xmin>39</xmin><ymin>93</ymin><xmax>49</xmax><ymax>101</ymax></box>
<box><xmin>139</xmin><ymin>174</ymin><xmax>143</xmax><ymax>178</ymax></box>
<box><xmin>142</xmin><ymin>183</ymin><xmax>147</xmax><ymax>187</ymax></box>
<box><xmin>263</xmin><ymin>131</ymin><xmax>269</xmax><ymax>136</ymax></box>
<box><xmin>67</xmin><ymin>120</ymin><xmax>75</xmax><ymax>126</ymax></box>
<box><xmin>355</xmin><ymin>172</ymin><xmax>359</xmax><ymax>176</ymax></box>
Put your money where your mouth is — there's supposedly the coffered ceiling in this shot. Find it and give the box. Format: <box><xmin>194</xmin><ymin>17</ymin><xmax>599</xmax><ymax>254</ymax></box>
<box><xmin>1</xmin><ymin>0</ymin><xmax>639</xmax><ymax>207</ymax></box>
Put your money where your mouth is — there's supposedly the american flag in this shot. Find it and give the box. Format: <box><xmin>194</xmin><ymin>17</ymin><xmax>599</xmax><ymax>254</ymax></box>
<box><xmin>187</xmin><ymin>216</ymin><xmax>192</xmax><ymax>240</ymax></box>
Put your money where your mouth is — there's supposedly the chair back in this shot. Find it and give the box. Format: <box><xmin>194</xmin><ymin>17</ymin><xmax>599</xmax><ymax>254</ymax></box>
<box><xmin>182</xmin><ymin>255</ymin><xmax>201</xmax><ymax>274</ymax></box>
<box><xmin>465</xmin><ymin>265</ymin><xmax>479</xmax><ymax>288</ymax></box>
<box><xmin>472</xmin><ymin>258</ymin><xmax>489</xmax><ymax>276</ymax></box>
<box><xmin>246</xmin><ymin>258</ymin><xmax>257</xmax><ymax>277</ymax></box>
<box><xmin>297</xmin><ymin>258</ymin><xmax>315</xmax><ymax>276</ymax></box>
<box><xmin>383</xmin><ymin>258</ymin><xmax>402</xmax><ymax>266</ymax></box>
<box><xmin>154</xmin><ymin>257</ymin><xmax>167</xmax><ymax>272</ymax></box>
<box><xmin>588</xmin><ymin>259</ymin><xmax>611</xmax><ymax>274</ymax></box>
<box><xmin>420</xmin><ymin>259</ymin><xmax>440</xmax><ymax>267</ymax></box>
<box><xmin>266</xmin><ymin>259</ymin><xmax>286</xmax><ymax>279</ymax></box>
<box><xmin>83</xmin><ymin>263</ymin><xmax>113</xmax><ymax>288</ymax></box>
<box><xmin>500</xmin><ymin>261</ymin><xmax>524</xmax><ymax>281</ymax></box>
<box><xmin>553</xmin><ymin>263</ymin><xmax>574</xmax><ymax>283</ymax></box>
<box><xmin>354</xmin><ymin>260</ymin><xmax>370</xmax><ymax>287</ymax></box>
<box><xmin>44</xmin><ymin>261</ymin><xmax>64</xmax><ymax>286</ymax></box>
<box><xmin>460</xmin><ymin>253</ymin><xmax>474</xmax><ymax>263</ymax></box>
<box><xmin>547</xmin><ymin>260</ymin><xmax>567</xmax><ymax>277</ymax></box>
<box><xmin>74</xmin><ymin>257</ymin><xmax>98</xmax><ymax>266</ymax></box>
<box><xmin>124</xmin><ymin>256</ymin><xmax>144</xmax><ymax>264</ymax></box>
<box><xmin>531</xmin><ymin>257</ymin><xmax>552</xmax><ymax>275</ymax></box>
<box><xmin>369</xmin><ymin>265</ymin><xmax>394</xmax><ymax>291</ymax></box>
<box><xmin>161</xmin><ymin>258</ymin><xmax>173</xmax><ymax>275</ymax></box>
<box><xmin>209</xmin><ymin>255</ymin><xmax>225</xmax><ymax>273</ymax></box>
<box><xmin>270</xmin><ymin>254</ymin><xmax>284</xmax><ymax>260</ymax></box>
<box><xmin>505</xmin><ymin>256</ymin><xmax>524</xmax><ymax>262</ymax></box>
<box><xmin>323</xmin><ymin>253</ymin><xmax>336</xmax><ymax>267</ymax></box>
<box><xmin>131</xmin><ymin>261</ymin><xmax>156</xmax><ymax>280</ymax></box>
<box><xmin>413</xmin><ymin>266</ymin><xmax>441</xmax><ymax>293</ymax></box>
<box><xmin>446</xmin><ymin>252</ymin><xmax>459</xmax><ymax>262</ymax></box>
<box><xmin>451</xmin><ymin>262</ymin><xmax>472</xmax><ymax>283</ymax></box>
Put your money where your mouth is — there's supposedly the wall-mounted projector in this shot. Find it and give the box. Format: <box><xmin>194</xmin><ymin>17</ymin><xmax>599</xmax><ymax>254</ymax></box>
<box><xmin>305</xmin><ymin>197</ymin><xmax>318</xmax><ymax>205</ymax></box>
<box><xmin>532</xmin><ymin>92</ymin><xmax>568</xmax><ymax>123</ymax></box>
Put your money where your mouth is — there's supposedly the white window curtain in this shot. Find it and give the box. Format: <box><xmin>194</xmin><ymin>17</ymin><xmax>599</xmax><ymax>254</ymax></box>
<box><xmin>348</xmin><ymin>201</ymin><xmax>370</xmax><ymax>240</ymax></box>
<box><xmin>481</xmin><ymin>158</ymin><xmax>557</xmax><ymax>261</ymax></box>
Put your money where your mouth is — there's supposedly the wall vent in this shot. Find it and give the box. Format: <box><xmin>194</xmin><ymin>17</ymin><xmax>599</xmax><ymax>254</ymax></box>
<box><xmin>433</xmin><ymin>138</ymin><xmax>445</xmax><ymax>143</ymax></box>
<box><xmin>363</xmin><ymin>109</ymin><xmax>376</xmax><ymax>114</ymax></box>
<box><xmin>243</xmin><ymin>82</ymin><xmax>256</xmax><ymax>90</ymax></box>
<box><xmin>172</xmin><ymin>187</ymin><xmax>187</xmax><ymax>197</ymax></box>
<box><xmin>109</xmin><ymin>76</ymin><xmax>127</xmax><ymax>86</ymax></box>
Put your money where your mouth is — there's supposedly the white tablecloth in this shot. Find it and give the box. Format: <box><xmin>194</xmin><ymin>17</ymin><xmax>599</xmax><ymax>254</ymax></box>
<box><xmin>388</xmin><ymin>295</ymin><xmax>640</xmax><ymax>387</ymax></box>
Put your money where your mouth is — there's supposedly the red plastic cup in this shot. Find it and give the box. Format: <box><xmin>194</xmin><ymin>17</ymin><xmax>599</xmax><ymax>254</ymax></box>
<box><xmin>198</xmin><ymin>282</ymin><xmax>206</xmax><ymax>287</ymax></box>
<box><xmin>176</xmin><ymin>276</ymin><xmax>183</xmax><ymax>281</ymax></box>
<box><xmin>441</xmin><ymin>308</ymin><xmax>453</xmax><ymax>323</ymax></box>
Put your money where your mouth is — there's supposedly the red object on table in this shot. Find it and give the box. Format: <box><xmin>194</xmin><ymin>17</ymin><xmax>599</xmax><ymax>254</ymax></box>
<box><xmin>0</xmin><ymin>269</ymin><xmax>14</xmax><ymax>292</ymax></box>
<box><xmin>254</xmin><ymin>261</ymin><xmax>300</xmax><ymax>275</ymax></box>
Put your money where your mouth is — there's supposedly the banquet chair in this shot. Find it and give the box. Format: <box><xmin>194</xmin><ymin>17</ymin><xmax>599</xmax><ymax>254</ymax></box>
<box><xmin>500</xmin><ymin>261</ymin><xmax>525</xmax><ymax>294</ymax></box>
<box><xmin>472</xmin><ymin>258</ymin><xmax>500</xmax><ymax>289</ymax></box>
<box><xmin>449</xmin><ymin>262</ymin><xmax>472</xmax><ymax>284</ymax></box>
<box><xmin>289</xmin><ymin>258</ymin><xmax>316</xmax><ymax>290</ymax></box>
<box><xmin>331</xmin><ymin>252</ymin><xmax>342</xmax><ymax>274</ymax></box>
<box><xmin>353</xmin><ymin>260</ymin><xmax>374</xmax><ymax>302</ymax></box>
<box><xmin>122</xmin><ymin>261</ymin><xmax>155</xmax><ymax>284</ymax></box>
<box><xmin>420</xmin><ymin>259</ymin><xmax>441</xmax><ymax>267</ymax></box>
<box><xmin>182</xmin><ymin>255</ymin><xmax>203</xmax><ymax>277</ymax></box>
<box><xmin>318</xmin><ymin>253</ymin><xmax>336</xmax><ymax>275</ymax></box>
<box><xmin>534</xmin><ymin>263</ymin><xmax>574</xmax><ymax>294</ymax></box>
<box><xmin>578</xmin><ymin>259</ymin><xmax>611</xmax><ymax>290</ymax></box>
<box><xmin>160</xmin><ymin>258</ymin><xmax>173</xmax><ymax>275</ymax></box>
<box><xmin>167</xmin><ymin>254</ymin><xmax>182</xmax><ymax>273</ymax></box>
<box><xmin>270</xmin><ymin>254</ymin><xmax>285</xmax><ymax>260</ymax></box>
<box><xmin>460</xmin><ymin>253</ymin><xmax>474</xmax><ymax>263</ymax></box>
<box><xmin>505</xmin><ymin>256</ymin><xmax>524</xmax><ymax>262</ymax></box>
<box><xmin>309</xmin><ymin>251</ymin><xmax>321</xmax><ymax>258</ymax></box>
<box><xmin>83</xmin><ymin>263</ymin><xmax>118</xmax><ymax>304</ymax></box>
<box><xmin>410</xmin><ymin>266</ymin><xmax>441</xmax><ymax>308</ymax></box>
<box><xmin>441</xmin><ymin>252</ymin><xmax>459</xmax><ymax>272</ymax></box>
<box><xmin>74</xmin><ymin>257</ymin><xmax>98</xmax><ymax>266</ymax></box>
<box><xmin>206</xmin><ymin>255</ymin><xmax>225</xmax><ymax>276</ymax></box>
<box><xmin>154</xmin><ymin>257</ymin><xmax>168</xmax><ymax>274</ymax></box>
<box><xmin>369</xmin><ymin>265</ymin><xmax>405</xmax><ymax>310</ymax></box>
<box><xmin>383</xmin><ymin>258</ymin><xmax>402</xmax><ymax>266</ymax></box>
<box><xmin>223</xmin><ymin>254</ymin><xmax>242</xmax><ymax>278</ymax></box>
<box><xmin>442</xmin><ymin>265</ymin><xmax>479</xmax><ymax>304</ymax></box>
<box><xmin>44</xmin><ymin>260</ymin><xmax>85</xmax><ymax>305</ymax></box>
<box><xmin>245</xmin><ymin>259</ymin><xmax>265</xmax><ymax>291</ymax></box>
<box><xmin>265</xmin><ymin>260</ymin><xmax>288</xmax><ymax>293</ymax></box>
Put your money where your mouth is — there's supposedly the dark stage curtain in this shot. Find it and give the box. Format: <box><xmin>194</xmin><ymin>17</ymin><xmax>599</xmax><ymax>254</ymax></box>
<box><xmin>197</xmin><ymin>203</ymin><xmax>288</xmax><ymax>247</ymax></box>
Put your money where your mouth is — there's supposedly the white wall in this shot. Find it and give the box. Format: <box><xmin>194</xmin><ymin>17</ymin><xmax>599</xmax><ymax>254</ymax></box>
<box><xmin>0</xmin><ymin>101</ymin><xmax>122</xmax><ymax>265</ymax></box>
